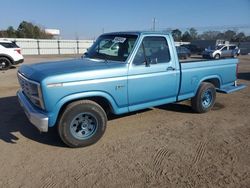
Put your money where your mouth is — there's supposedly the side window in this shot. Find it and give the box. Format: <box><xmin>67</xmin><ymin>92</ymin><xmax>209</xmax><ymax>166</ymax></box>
<box><xmin>229</xmin><ymin>46</ymin><xmax>235</xmax><ymax>50</ymax></box>
<box><xmin>133</xmin><ymin>36</ymin><xmax>170</xmax><ymax>65</ymax></box>
<box><xmin>221</xmin><ymin>47</ymin><xmax>227</xmax><ymax>51</ymax></box>
<box><xmin>0</xmin><ymin>42</ymin><xmax>16</xmax><ymax>48</ymax></box>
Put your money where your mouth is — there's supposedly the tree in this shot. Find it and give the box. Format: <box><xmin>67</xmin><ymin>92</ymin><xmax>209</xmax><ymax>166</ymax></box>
<box><xmin>6</xmin><ymin>26</ymin><xmax>17</xmax><ymax>38</ymax></box>
<box><xmin>215</xmin><ymin>32</ymin><xmax>225</xmax><ymax>40</ymax></box>
<box><xmin>17</xmin><ymin>21</ymin><xmax>34</xmax><ymax>38</ymax></box>
<box><xmin>16</xmin><ymin>21</ymin><xmax>53</xmax><ymax>39</ymax></box>
<box><xmin>189</xmin><ymin>28</ymin><xmax>198</xmax><ymax>40</ymax></box>
<box><xmin>233</xmin><ymin>32</ymin><xmax>245</xmax><ymax>42</ymax></box>
<box><xmin>198</xmin><ymin>31</ymin><xmax>220</xmax><ymax>40</ymax></box>
<box><xmin>0</xmin><ymin>30</ymin><xmax>7</xmax><ymax>38</ymax></box>
<box><xmin>223</xmin><ymin>30</ymin><xmax>236</xmax><ymax>41</ymax></box>
<box><xmin>172</xmin><ymin>29</ymin><xmax>182</xmax><ymax>41</ymax></box>
<box><xmin>181</xmin><ymin>31</ymin><xmax>192</xmax><ymax>42</ymax></box>
<box><xmin>245</xmin><ymin>36</ymin><xmax>250</xmax><ymax>42</ymax></box>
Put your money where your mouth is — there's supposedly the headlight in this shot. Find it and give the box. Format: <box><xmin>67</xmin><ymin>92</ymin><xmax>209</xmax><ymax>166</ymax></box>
<box><xmin>18</xmin><ymin>73</ymin><xmax>45</xmax><ymax>110</ymax></box>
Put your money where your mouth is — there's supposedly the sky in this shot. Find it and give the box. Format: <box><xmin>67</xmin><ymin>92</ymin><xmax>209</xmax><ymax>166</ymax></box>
<box><xmin>0</xmin><ymin>0</ymin><xmax>250</xmax><ymax>39</ymax></box>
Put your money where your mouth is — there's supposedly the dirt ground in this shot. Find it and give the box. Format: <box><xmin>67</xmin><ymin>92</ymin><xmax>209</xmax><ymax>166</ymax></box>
<box><xmin>0</xmin><ymin>55</ymin><xmax>249</xmax><ymax>188</ymax></box>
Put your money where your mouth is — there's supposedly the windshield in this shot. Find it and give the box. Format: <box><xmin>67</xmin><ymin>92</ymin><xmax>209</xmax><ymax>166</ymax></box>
<box><xmin>216</xmin><ymin>45</ymin><xmax>224</xmax><ymax>50</ymax></box>
<box><xmin>84</xmin><ymin>34</ymin><xmax>138</xmax><ymax>62</ymax></box>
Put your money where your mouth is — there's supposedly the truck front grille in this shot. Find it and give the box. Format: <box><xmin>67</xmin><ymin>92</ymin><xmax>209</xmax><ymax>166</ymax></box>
<box><xmin>17</xmin><ymin>72</ymin><xmax>44</xmax><ymax>109</ymax></box>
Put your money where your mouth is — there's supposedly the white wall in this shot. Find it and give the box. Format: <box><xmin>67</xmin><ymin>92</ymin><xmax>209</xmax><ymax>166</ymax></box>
<box><xmin>1</xmin><ymin>38</ymin><xmax>190</xmax><ymax>55</ymax></box>
<box><xmin>0</xmin><ymin>38</ymin><xmax>94</xmax><ymax>55</ymax></box>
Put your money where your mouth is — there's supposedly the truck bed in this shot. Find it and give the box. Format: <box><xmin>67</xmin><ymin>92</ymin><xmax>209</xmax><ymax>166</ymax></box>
<box><xmin>177</xmin><ymin>57</ymin><xmax>238</xmax><ymax>101</ymax></box>
<box><xmin>179</xmin><ymin>55</ymin><xmax>226</xmax><ymax>63</ymax></box>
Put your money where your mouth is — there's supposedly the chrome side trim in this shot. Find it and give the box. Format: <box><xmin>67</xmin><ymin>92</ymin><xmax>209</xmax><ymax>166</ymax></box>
<box><xmin>47</xmin><ymin>76</ymin><xmax>127</xmax><ymax>87</ymax></box>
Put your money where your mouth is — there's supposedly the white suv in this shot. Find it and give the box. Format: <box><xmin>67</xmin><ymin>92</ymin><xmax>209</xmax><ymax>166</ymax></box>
<box><xmin>202</xmin><ymin>44</ymin><xmax>240</xmax><ymax>59</ymax></box>
<box><xmin>0</xmin><ymin>40</ymin><xmax>24</xmax><ymax>70</ymax></box>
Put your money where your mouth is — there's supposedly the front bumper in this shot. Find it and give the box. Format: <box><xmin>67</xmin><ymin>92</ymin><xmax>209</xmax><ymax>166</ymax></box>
<box><xmin>202</xmin><ymin>54</ymin><xmax>213</xmax><ymax>59</ymax></box>
<box><xmin>17</xmin><ymin>90</ymin><xmax>48</xmax><ymax>132</ymax></box>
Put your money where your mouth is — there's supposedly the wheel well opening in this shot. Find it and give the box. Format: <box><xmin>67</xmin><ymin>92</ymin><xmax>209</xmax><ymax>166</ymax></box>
<box><xmin>58</xmin><ymin>96</ymin><xmax>113</xmax><ymax>121</ymax></box>
<box><xmin>203</xmin><ymin>78</ymin><xmax>220</xmax><ymax>88</ymax></box>
<box><xmin>85</xmin><ymin>96</ymin><xmax>113</xmax><ymax>114</ymax></box>
<box><xmin>0</xmin><ymin>55</ymin><xmax>14</xmax><ymax>64</ymax></box>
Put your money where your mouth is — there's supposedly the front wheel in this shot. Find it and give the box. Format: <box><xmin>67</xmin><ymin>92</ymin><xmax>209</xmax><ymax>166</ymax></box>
<box><xmin>214</xmin><ymin>54</ymin><xmax>220</xmax><ymax>59</ymax></box>
<box><xmin>58</xmin><ymin>100</ymin><xmax>107</xmax><ymax>148</ymax></box>
<box><xmin>191</xmin><ymin>82</ymin><xmax>216</xmax><ymax>113</ymax></box>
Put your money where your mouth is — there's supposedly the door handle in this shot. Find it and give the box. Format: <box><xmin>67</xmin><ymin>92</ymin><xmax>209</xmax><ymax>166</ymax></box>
<box><xmin>166</xmin><ymin>66</ymin><xmax>175</xmax><ymax>71</ymax></box>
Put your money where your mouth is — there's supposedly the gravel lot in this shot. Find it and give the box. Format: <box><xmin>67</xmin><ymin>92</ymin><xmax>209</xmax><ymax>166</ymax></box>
<box><xmin>0</xmin><ymin>55</ymin><xmax>249</xmax><ymax>187</ymax></box>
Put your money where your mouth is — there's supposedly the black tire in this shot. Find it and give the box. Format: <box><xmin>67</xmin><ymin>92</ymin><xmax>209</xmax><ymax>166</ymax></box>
<box><xmin>0</xmin><ymin>57</ymin><xmax>11</xmax><ymax>70</ymax></box>
<box><xmin>214</xmin><ymin>54</ymin><xmax>220</xmax><ymax>59</ymax></box>
<box><xmin>232</xmin><ymin>53</ymin><xmax>237</xmax><ymax>58</ymax></box>
<box><xmin>191</xmin><ymin>82</ymin><xmax>216</xmax><ymax>113</ymax></box>
<box><xmin>58</xmin><ymin>100</ymin><xmax>107</xmax><ymax>148</ymax></box>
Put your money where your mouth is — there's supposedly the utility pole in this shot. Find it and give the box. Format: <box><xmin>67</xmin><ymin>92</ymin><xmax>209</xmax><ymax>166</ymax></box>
<box><xmin>152</xmin><ymin>17</ymin><xmax>156</xmax><ymax>31</ymax></box>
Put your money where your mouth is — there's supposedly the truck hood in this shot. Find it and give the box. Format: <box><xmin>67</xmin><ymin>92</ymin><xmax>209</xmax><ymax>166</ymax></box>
<box><xmin>18</xmin><ymin>58</ymin><xmax>127</xmax><ymax>83</ymax></box>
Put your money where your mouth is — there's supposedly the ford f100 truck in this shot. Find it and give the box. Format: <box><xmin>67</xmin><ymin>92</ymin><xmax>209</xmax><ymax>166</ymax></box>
<box><xmin>17</xmin><ymin>31</ymin><xmax>246</xmax><ymax>147</ymax></box>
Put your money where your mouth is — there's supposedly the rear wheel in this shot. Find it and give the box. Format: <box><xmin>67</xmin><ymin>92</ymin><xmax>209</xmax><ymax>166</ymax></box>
<box><xmin>191</xmin><ymin>82</ymin><xmax>216</xmax><ymax>113</ymax></box>
<box><xmin>232</xmin><ymin>53</ymin><xmax>237</xmax><ymax>58</ymax></box>
<box><xmin>58</xmin><ymin>100</ymin><xmax>107</xmax><ymax>148</ymax></box>
<box><xmin>0</xmin><ymin>57</ymin><xmax>11</xmax><ymax>70</ymax></box>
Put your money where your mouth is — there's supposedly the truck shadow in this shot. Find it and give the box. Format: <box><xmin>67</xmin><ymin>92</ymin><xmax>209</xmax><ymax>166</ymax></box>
<box><xmin>157</xmin><ymin>102</ymin><xmax>225</xmax><ymax>112</ymax></box>
<box><xmin>0</xmin><ymin>96</ymin><xmax>66</xmax><ymax>147</ymax></box>
<box><xmin>156</xmin><ymin>103</ymin><xmax>193</xmax><ymax>113</ymax></box>
<box><xmin>238</xmin><ymin>72</ymin><xmax>250</xmax><ymax>81</ymax></box>
<box><xmin>0</xmin><ymin>96</ymin><xmax>221</xmax><ymax>147</ymax></box>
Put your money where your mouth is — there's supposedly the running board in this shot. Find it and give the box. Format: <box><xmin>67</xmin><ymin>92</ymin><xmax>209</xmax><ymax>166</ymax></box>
<box><xmin>217</xmin><ymin>82</ymin><xmax>246</xmax><ymax>94</ymax></box>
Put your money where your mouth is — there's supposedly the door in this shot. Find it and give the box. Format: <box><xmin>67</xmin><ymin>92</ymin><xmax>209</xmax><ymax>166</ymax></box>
<box><xmin>221</xmin><ymin>46</ymin><xmax>231</xmax><ymax>57</ymax></box>
<box><xmin>229</xmin><ymin>45</ymin><xmax>236</xmax><ymax>57</ymax></box>
<box><xmin>128</xmin><ymin>36</ymin><xmax>179</xmax><ymax>112</ymax></box>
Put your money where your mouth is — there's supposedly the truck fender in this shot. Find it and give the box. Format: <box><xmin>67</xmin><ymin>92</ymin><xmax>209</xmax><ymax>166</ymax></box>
<box><xmin>48</xmin><ymin>91</ymin><xmax>125</xmax><ymax>127</ymax></box>
<box><xmin>194</xmin><ymin>75</ymin><xmax>222</xmax><ymax>96</ymax></box>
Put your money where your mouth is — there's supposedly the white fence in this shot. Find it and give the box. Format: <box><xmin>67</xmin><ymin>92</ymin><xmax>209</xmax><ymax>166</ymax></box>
<box><xmin>1</xmin><ymin>38</ymin><xmax>190</xmax><ymax>55</ymax></box>
<box><xmin>1</xmin><ymin>38</ymin><xmax>94</xmax><ymax>55</ymax></box>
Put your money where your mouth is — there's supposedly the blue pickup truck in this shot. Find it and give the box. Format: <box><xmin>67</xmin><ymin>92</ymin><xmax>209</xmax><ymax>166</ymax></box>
<box><xmin>17</xmin><ymin>31</ymin><xmax>246</xmax><ymax>147</ymax></box>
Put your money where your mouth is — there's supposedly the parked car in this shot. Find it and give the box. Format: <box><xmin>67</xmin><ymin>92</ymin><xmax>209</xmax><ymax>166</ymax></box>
<box><xmin>17</xmin><ymin>31</ymin><xmax>246</xmax><ymax>147</ymax></box>
<box><xmin>202</xmin><ymin>44</ymin><xmax>240</xmax><ymax>59</ymax></box>
<box><xmin>180</xmin><ymin>44</ymin><xmax>203</xmax><ymax>55</ymax></box>
<box><xmin>0</xmin><ymin>40</ymin><xmax>24</xmax><ymax>70</ymax></box>
<box><xmin>176</xmin><ymin>46</ymin><xmax>191</xmax><ymax>59</ymax></box>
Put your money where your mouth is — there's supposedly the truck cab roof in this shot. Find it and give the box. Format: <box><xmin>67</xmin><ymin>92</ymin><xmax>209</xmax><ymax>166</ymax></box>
<box><xmin>102</xmin><ymin>31</ymin><xmax>171</xmax><ymax>36</ymax></box>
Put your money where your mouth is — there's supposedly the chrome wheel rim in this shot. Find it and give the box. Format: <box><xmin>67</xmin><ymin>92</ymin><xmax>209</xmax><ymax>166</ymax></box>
<box><xmin>202</xmin><ymin>90</ymin><xmax>213</xmax><ymax>108</ymax></box>
<box><xmin>0</xmin><ymin>61</ymin><xmax>7</xmax><ymax>69</ymax></box>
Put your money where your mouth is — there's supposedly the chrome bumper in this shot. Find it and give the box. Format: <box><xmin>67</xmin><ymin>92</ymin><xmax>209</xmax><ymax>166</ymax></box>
<box><xmin>17</xmin><ymin>90</ymin><xmax>48</xmax><ymax>132</ymax></box>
